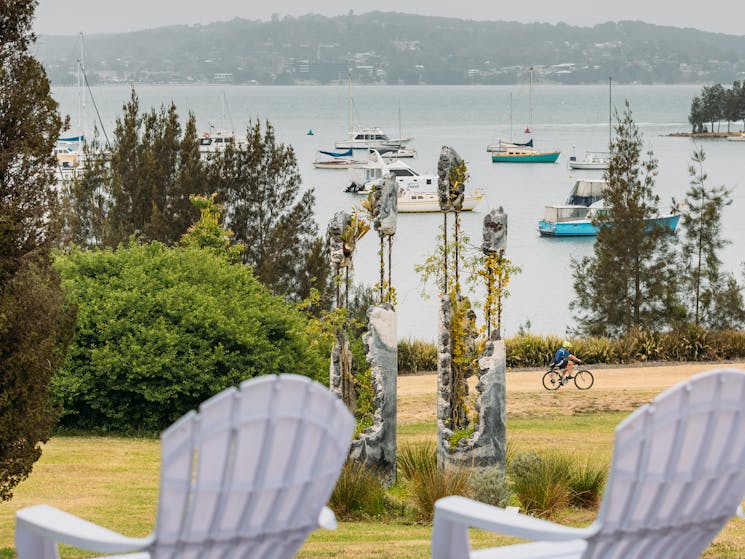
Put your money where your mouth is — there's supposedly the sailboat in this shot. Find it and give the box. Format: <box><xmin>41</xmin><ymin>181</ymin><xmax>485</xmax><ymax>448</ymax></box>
<box><xmin>568</xmin><ymin>77</ymin><xmax>613</xmax><ymax>171</ymax></box>
<box><xmin>333</xmin><ymin>72</ymin><xmax>415</xmax><ymax>156</ymax></box>
<box><xmin>199</xmin><ymin>91</ymin><xmax>247</xmax><ymax>155</ymax></box>
<box><xmin>490</xmin><ymin>68</ymin><xmax>560</xmax><ymax>163</ymax></box>
<box><xmin>55</xmin><ymin>33</ymin><xmax>88</xmax><ymax>182</ymax></box>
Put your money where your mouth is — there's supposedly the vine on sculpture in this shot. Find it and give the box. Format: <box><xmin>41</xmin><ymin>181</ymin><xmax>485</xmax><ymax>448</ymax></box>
<box><xmin>326</xmin><ymin>210</ymin><xmax>369</xmax><ymax>411</ymax></box>
<box><xmin>337</xmin><ymin>176</ymin><xmax>399</xmax><ymax>486</ymax></box>
<box><xmin>367</xmin><ymin>173</ymin><xmax>398</xmax><ymax>304</ymax></box>
<box><xmin>432</xmin><ymin>151</ymin><xmax>513</xmax><ymax>468</ymax></box>
<box><xmin>480</xmin><ymin>207</ymin><xmax>515</xmax><ymax>339</ymax></box>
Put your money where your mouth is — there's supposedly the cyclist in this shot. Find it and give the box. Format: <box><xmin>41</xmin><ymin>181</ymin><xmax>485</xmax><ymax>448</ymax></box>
<box><xmin>553</xmin><ymin>340</ymin><xmax>582</xmax><ymax>383</ymax></box>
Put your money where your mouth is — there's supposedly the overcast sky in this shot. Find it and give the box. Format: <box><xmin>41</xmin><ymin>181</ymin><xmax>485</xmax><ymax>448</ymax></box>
<box><xmin>33</xmin><ymin>1</ymin><xmax>745</xmax><ymax>37</ymax></box>
<box><xmin>35</xmin><ymin>0</ymin><xmax>745</xmax><ymax>35</ymax></box>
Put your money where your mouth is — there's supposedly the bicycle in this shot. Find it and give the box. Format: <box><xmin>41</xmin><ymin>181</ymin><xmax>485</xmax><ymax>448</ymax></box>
<box><xmin>542</xmin><ymin>365</ymin><xmax>594</xmax><ymax>390</ymax></box>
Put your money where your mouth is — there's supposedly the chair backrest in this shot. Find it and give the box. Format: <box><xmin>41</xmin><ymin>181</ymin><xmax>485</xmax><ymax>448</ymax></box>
<box><xmin>150</xmin><ymin>374</ymin><xmax>355</xmax><ymax>559</ymax></box>
<box><xmin>584</xmin><ymin>369</ymin><xmax>745</xmax><ymax>559</ymax></box>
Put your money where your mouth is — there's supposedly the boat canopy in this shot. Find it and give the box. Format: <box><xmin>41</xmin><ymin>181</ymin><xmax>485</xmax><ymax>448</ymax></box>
<box><xmin>566</xmin><ymin>180</ymin><xmax>607</xmax><ymax>206</ymax></box>
<box><xmin>58</xmin><ymin>135</ymin><xmax>85</xmax><ymax>143</ymax></box>
<box><xmin>542</xmin><ymin>205</ymin><xmax>591</xmax><ymax>223</ymax></box>
<box><xmin>319</xmin><ymin>148</ymin><xmax>354</xmax><ymax>158</ymax></box>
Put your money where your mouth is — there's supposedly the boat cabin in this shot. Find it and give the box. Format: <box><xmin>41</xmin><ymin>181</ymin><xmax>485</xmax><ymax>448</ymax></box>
<box><xmin>542</xmin><ymin>205</ymin><xmax>591</xmax><ymax>223</ymax></box>
<box><xmin>565</xmin><ymin>179</ymin><xmax>607</xmax><ymax>206</ymax></box>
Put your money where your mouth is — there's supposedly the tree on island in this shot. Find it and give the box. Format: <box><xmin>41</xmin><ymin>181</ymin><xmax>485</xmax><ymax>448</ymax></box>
<box><xmin>572</xmin><ymin>101</ymin><xmax>683</xmax><ymax>336</ymax></box>
<box><xmin>679</xmin><ymin>148</ymin><xmax>745</xmax><ymax>329</ymax></box>
<box><xmin>0</xmin><ymin>2</ymin><xmax>74</xmax><ymax>500</ymax></box>
<box><xmin>688</xmin><ymin>82</ymin><xmax>745</xmax><ymax>133</ymax></box>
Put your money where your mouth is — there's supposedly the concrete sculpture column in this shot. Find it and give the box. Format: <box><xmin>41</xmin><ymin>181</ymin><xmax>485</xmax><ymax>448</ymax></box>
<box><xmin>349</xmin><ymin>304</ymin><xmax>397</xmax><ymax>487</ymax></box>
<box><xmin>327</xmin><ymin>211</ymin><xmax>355</xmax><ymax>409</ymax></box>
<box><xmin>437</xmin><ymin>206</ymin><xmax>508</xmax><ymax>470</ymax></box>
<box><xmin>348</xmin><ymin>173</ymin><xmax>398</xmax><ymax>486</ymax></box>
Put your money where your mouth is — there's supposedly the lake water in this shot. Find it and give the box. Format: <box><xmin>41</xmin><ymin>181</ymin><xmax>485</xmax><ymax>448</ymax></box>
<box><xmin>52</xmin><ymin>84</ymin><xmax>745</xmax><ymax>341</ymax></box>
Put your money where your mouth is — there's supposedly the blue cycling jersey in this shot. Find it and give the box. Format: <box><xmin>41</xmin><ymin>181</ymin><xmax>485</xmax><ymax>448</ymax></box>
<box><xmin>554</xmin><ymin>347</ymin><xmax>571</xmax><ymax>364</ymax></box>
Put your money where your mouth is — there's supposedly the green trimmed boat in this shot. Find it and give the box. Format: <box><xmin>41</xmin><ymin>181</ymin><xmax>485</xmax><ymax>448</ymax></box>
<box><xmin>491</xmin><ymin>146</ymin><xmax>560</xmax><ymax>163</ymax></box>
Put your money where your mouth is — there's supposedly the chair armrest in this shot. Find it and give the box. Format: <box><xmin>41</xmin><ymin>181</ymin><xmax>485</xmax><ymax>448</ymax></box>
<box><xmin>318</xmin><ymin>506</ymin><xmax>338</xmax><ymax>530</ymax></box>
<box><xmin>16</xmin><ymin>504</ymin><xmax>154</xmax><ymax>559</ymax></box>
<box><xmin>434</xmin><ymin>496</ymin><xmax>598</xmax><ymax>541</ymax></box>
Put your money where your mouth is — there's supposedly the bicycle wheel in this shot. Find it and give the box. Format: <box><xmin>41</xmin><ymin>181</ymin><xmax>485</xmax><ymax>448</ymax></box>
<box><xmin>542</xmin><ymin>370</ymin><xmax>562</xmax><ymax>390</ymax></box>
<box><xmin>573</xmin><ymin>370</ymin><xmax>594</xmax><ymax>390</ymax></box>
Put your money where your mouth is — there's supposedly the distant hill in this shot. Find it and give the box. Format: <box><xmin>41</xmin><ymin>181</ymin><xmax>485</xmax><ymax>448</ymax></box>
<box><xmin>35</xmin><ymin>12</ymin><xmax>745</xmax><ymax>86</ymax></box>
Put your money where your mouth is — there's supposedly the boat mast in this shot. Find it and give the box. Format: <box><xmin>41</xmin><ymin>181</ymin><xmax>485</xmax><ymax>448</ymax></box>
<box><xmin>608</xmin><ymin>76</ymin><xmax>613</xmax><ymax>147</ymax></box>
<box><xmin>348</xmin><ymin>69</ymin><xmax>353</xmax><ymax>140</ymax></box>
<box><xmin>78</xmin><ymin>32</ymin><xmax>86</xmax><ymax>152</ymax></box>
<box><xmin>525</xmin><ymin>66</ymin><xmax>534</xmax><ymax>134</ymax></box>
<box><xmin>509</xmin><ymin>91</ymin><xmax>513</xmax><ymax>141</ymax></box>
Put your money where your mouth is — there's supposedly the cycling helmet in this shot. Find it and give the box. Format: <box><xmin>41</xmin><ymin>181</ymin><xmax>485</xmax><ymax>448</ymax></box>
<box><xmin>562</xmin><ymin>340</ymin><xmax>572</xmax><ymax>348</ymax></box>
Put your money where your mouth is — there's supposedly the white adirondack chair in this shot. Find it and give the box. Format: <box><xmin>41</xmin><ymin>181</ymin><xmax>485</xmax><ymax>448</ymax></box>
<box><xmin>432</xmin><ymin>368</ymin><xmax>745</xmax><ymax>559</ymax></box>
<box><xmin>16</xmin><ymin>373</ymin><xmax>355</xmax><ymax>559</ymax></box>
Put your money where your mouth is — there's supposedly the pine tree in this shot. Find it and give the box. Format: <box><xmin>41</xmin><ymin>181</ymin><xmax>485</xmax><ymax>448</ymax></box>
<box><xmin>0</xmin><ymin>1</ymin><xmax>74</xmax><ymax>500</ymax></box>
<box><xmin>572</xmin><ymin>101</ymin><xmax>683</xmax><ymax>336</ymax></box>
<box><xmin>63</xmin><ymin>89</ymin><xmax>202</xmax><ymax>246</ymax></box>
<box><xmin>210</xmin><ymin>119</ymin><xmax>321</xmax><ymax>300</ymax></box>
<box><xmin>680</xmin><ymin>148</ymin><xmax>744</xmax><ymax>329</ymax></box>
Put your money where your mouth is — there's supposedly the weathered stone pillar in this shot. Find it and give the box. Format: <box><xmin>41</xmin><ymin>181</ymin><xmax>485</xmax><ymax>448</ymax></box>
<box><xmin>349</xmin><ymin>304</ymin><xmax>398</xmax><ymax>487</ymax></box>
<box><xmin>438</xmin><ymin>331</ymin><xmax>507</xmax><ymax>469</ymax></box>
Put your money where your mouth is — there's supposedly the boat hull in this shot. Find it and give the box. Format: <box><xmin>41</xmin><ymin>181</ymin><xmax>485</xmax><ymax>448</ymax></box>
<box><xmin>492</xmin><ymin>152</ymin><xmax>560</xmax><ymax>163</ymax></box>
<box><xmin>399</xmin><ymin>194</ymin><xmax>483</xmax><ymax>213</ymax></box>
<box><xmin>568</xmin><ymin>161</ymin><xmax>608</xmax><ymax>170</ymax></box>
<box><xmin>538</xmin><ymin>214</ymin><xmax>680</xmax><ymax>237</ymax></box>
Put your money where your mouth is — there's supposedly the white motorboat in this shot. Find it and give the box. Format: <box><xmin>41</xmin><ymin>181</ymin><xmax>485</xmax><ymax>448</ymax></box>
<box><xmin>568</xmin><ymin>150</ymin><xmax>610</xmax><ymax>170</ymax></box>
<box><xmin>335</xmin><ymin>125</ymin><xmax>413</xmax><ymax>151</ymax></box>
<box><xmin>199</xmin><ymin>126</ymin><xmax>247</xmax><ymax>154</ymax></box>
<box><xmin>345</xmin><ymin>150</ymin><xmax>483</xmax><ymax>212</ymax></box>
<box><xmin>398</xmin><ymin>187</ymin><xmax>483</xmax><ymax>213</ymax></box>
<box><xmin>346</xmin><ymin>151</ymin><xmax>435</xmax><ymax>193</ymax></box>
<box><xmin>334</xmin><ymin>73</ymin><xmax>414</xmax><ymax>152</ymax></box>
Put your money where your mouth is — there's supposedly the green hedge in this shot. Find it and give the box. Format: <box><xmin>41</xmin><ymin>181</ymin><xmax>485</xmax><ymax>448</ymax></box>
<box><xmin>54</xmin><ymin>243</ymin><xmax>324</xmax><ymax>432</ymax></box>
<box><xmin>398</xmin><ymin>327</ymin><xmax>745</xmax><ymax>372</ymax></box>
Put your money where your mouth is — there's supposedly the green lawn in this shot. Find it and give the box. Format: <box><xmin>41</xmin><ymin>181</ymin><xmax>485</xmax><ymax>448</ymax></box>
<box><xmin>1</xmin><ymin>412</ymin><xmax>744</xmax><ymax>558</ymax></box>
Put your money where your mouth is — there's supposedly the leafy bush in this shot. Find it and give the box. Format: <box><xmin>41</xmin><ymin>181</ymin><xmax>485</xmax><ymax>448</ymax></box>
<box><xmin>469</xmin><ymin>465</ymin><xmax>512</xmax><ymax>507</ymax></box>
<box><xmin>54</xmin><ymin>243</ymin><xmax>324</xmax><ymax>432</ymax></box>
<box><xmin>505</xmin><ymin>334</ymin><xmax>561</xmax><ymax>368</ymax></box>
<box><xmin>396</xmin><ymin>328</ymin><xmax>745</xmax><ymax>372</ymax></box>
<box><xmin>329</xmin><ymin>460</ymin><xmax>389</xmax><ymax>520</ymax></box>
<box><xmin>398</xmin><ymin>442</ymin><xmax>470</xmax><ymax>521</ymax></box>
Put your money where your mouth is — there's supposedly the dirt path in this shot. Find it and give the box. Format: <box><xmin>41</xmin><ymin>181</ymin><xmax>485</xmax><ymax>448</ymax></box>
<box><xmin>397</xmin><ymin>361</ymin><xmax>745</xmax><ymax>425</ymax></box>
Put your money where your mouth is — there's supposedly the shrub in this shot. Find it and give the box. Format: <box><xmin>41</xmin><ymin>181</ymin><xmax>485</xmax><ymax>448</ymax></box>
<box><xmin>398</xmin><ymin>442</ymin><xmax>471</xmax><ymax>521</ymax></box>
<box><xmin>54</xmin><ymin>243</ymin><xmax>324</xmax><ymax>432</ymax></box>
<box><xmin>509</xmin><ymin>452</ymin><xmax>573</xmax><ymax>518</ymax></box>
<box><xmin>569</xmin><ymin>459</ymin><xmax>607</xmax><ymax>509</ymax></box>
<box><xmin>509</xmin><ymin>451</ymin><xmax>607</xmax><ymax>516</ymax></box>
<box><xmin>469</xmin><ymin>465</ymin><xmax>512</xmax><ymax>507</ymax></box>
<box><xmin>329</xmin><ymin>460</ymin><xmax>389</xmax><ymax>520</ymax></box>
<box><xmin>398</xmin><ymin>338</ymin><xmax>438</xmax><ymax>373</ymax></box>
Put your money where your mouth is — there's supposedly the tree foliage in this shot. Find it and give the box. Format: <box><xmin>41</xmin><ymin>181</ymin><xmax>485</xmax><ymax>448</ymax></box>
<box><xmin>689</xmin><ymin>81</ymin><xmax>745</xmax><ymax>133</ymax></box>
<box><xmin>572</xmin><ymin>102</ymin><xmax>682</xmax><ymax>336</ymax></box>
<box><xmin>209</xmin><ymin>119</ymin><xmax>322</xmax><ymax>300</ymax></box>
<box><xmin>53</xmin><ymin>243</ymin><xmax>326</xmax><ymax>432</ymax></box>
<box><xmin>0</xmin><ymin>0</ymin><xmax>74</xmax><ymax>500</ymax></box>
<box><xmin>679</xmin><ymin>148</ymin><xmax>744</xmax><ymax>329</ymax></box>
<box><xmin>61</xmin><ymin>89</ymin><xmax>205</xmax><ymax>247</ymax></box>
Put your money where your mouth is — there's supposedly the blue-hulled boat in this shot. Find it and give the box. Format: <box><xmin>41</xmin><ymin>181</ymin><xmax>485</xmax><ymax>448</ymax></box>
<box><xmin>537</xmin><ymin>179</ymin><xmax>680</xmax><ymax>236</ymax></box>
